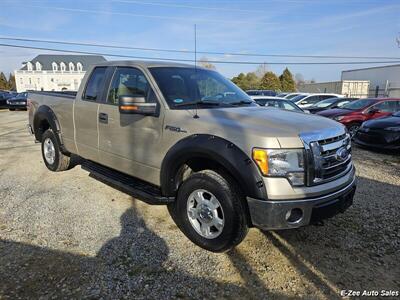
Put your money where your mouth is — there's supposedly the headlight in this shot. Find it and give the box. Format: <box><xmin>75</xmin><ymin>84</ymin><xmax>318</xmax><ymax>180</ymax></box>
<box><xmin>252</xmin><ymin>148</ymin><xmax>305</xmax><ymax>186</ymax></box>
<box><xmin>333</xmin><ymin>116</ymin><xmax>344</xmax><ymax>121</ymax></box>
<box><xmin>385</xmin><ymin>126</ymin><xmax>400</xmax><ymax>132</ymax></box>
<box><xmin>6</xmin><ymin>100</ymin><xmax>10</xmax><ymax>104</ymax></box>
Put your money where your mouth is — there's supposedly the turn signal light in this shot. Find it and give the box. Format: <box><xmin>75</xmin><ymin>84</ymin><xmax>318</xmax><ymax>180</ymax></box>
<box><xmin>252</xmin><ymin>149</ymin><xmax>268</xmax><ymax>175</ymax></box>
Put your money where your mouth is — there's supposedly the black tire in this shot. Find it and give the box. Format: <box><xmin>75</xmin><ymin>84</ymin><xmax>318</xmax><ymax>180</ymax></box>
<box><xmin>348</xmin><ymin>123</ymin><xmax>361</xmax><ymax>138</ymax></box>
<box><xmin>41</xmin><ymin>129</ymin><xmax>70</xmax><ymax>172</ymax></box>
<box><xmin>9</xmin><ymin>109</ymin><xmax>15</xmax><ymax>111</ymax></box>
<box><xmin>168</xmin><ymin>170</ymin><xmax>249</xmax><ymax>252</ymax></box>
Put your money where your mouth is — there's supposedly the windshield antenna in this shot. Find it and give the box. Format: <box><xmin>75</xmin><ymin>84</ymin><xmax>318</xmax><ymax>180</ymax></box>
<box><xmin>193</xmin><ymin>24</ymin><xmax>199</xmax><ymax>118</ymax></box>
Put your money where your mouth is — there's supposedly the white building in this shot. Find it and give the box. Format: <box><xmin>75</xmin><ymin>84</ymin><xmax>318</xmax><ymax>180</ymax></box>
<box><xmin>14</xmin><ymin>55</ymin><xmax>106</xmax><ymax>92</ymax></box>
<box><xmin>341</xmin><ymin>64</ymin><xmax>400</xmax><ymax>98</ymax></box>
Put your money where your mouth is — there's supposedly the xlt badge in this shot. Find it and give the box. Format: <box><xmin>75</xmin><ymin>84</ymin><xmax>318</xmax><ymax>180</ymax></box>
<box><xmin>165</xmin><ymin>125</ymin><xmax>187</xmax><ymax>133</ymax></box>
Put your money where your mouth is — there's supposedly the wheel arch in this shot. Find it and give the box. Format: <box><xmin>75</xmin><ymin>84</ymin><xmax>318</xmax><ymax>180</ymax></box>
<box><xmin>160</xmin><ymin>134</ymin><xmax>268</xmax><ymax>200</ymax></box>
<box><xmin>33</xmin><ymin>105</ymin><xmax>67</xmax><ymax>152</ymax></box>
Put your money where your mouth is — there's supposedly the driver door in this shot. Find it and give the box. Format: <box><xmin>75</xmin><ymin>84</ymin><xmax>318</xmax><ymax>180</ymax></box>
<box><xmin>97</xmin><ymin>67</ymin><xmax>162</xmax><ymax>185</ymax></box>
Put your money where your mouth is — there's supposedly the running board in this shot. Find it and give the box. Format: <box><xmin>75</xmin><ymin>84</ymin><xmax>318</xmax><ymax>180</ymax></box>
<box><xmin>81</xmin><ymin>160</ymin><xmax>174</xmax><ymax>205</ymax></box>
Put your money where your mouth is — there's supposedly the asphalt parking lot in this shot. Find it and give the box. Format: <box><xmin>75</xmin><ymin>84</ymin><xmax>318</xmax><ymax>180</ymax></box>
<box><xmin>0</xmin><ymin>110</ymin><xmax>399</xmax><ymax>299</ymax></box>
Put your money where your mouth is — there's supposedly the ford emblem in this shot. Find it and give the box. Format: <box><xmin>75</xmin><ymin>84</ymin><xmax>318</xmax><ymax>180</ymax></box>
<box><xmin>335</xmin><ymin>147</ymin><xmax>348</xmax><ymax>161</ymax></box>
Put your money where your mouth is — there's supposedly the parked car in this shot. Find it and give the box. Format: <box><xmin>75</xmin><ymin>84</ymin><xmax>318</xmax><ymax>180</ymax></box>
<box><xmin>28</xmin><ymin>60</ymin><xmax>356</xmax><ymax>252</ymax></box>
<box><xmin>245</xmin><ymin>89</ymin><xmax>277</xmax><ymax>96</ymax></box>
<box><xmin>291</xmin><ymin>93</ymin><xmax>343</xmax><ymax>109</ymax></box>
<box><xmin>284</xmin><ymin>92</ymin><xmax>305</xmax><ymax>100</ymax></box>
<box><xmin>307</xmin><ymin>97</ymin><xmax>359</xmax><ymax>114</ymax></box>
<box><xmin>7</xmin><ymin>92</ymin><xmax>28</xmax><ymax>111</ymax></box>
<box><xmin>317</xmin><ymin>98</ymin><xmax>400</xmax><ymax>137</ymax></box>
<box><xmin>251</xmin><ymin>96</ymin><xmax>307</xmax><ymax>113</ymax></box>
<box><xmin>0</xmin><ymin>91</ymin><xmax>17</xmax><ymax>109</ymax></box>
<box><xmin>353</xmin><ymin>111</ymin><xmax>400</xmax><ymax>150</ymax></box>
<box><xmin>276</xmin><ymin>92</ymin><xmax>289</xmax><ymax>98</ymax></box>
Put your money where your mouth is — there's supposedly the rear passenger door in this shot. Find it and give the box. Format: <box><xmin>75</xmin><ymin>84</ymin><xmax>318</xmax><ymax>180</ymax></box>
<box><xmin>74</xmin><ymin>67</ymin><xmax>108</xmax><ymax>162</ymax></box>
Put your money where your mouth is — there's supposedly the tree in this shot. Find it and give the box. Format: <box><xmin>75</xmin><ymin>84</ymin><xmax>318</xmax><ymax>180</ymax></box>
<box><xmin>259</xmin><ymin>71</ymin><xmax>281</xmax><ymax>91</ymax></box>
<box><xmin>231</xmin><ymin>72</ymin><xmax>260</xmax><ymax>90</ymax></box>
<box><xmin>198</xmin><ymin>56</ymin><xmax>216</xmax><ymax>70</ymax></box>
<box><xmin>0</xmin><ymin>72</ymin><xmax>8</xmax><ymax>90</ymax></box>
<box><xmin>279</xmin><ymin>68</ymin><xmax>296</xmax><ymax>92</ymax></box>
<box><xmin>7</xmin><ymin>73</ymin><xmax>16</xmax><ymax>91</ymax></box>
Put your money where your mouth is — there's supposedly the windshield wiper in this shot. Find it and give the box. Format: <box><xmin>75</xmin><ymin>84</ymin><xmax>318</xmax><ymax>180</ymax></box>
<box><xmin>174</xmin><ymin>100</ymin><xmax>221</xmax><ymax>107</ymax></box>
<box><xmin>229</xmin><ymin>100</ymin><xmax>253</xmax><ymax>106</ymax></box>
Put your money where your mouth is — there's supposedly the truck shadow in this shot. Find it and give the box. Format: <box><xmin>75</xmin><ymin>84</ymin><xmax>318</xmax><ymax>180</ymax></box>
<box><xmin>0</xmin><ymin>200</ymin><xmax>288</xmax><ymax>299</ymax></box>
<box><xmin>262</xmin><ymin>175</ymin><xmax>400</xmax><ymax>298</ymax></box>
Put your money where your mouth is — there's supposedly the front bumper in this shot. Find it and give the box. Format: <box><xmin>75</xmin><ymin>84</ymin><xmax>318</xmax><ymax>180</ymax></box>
<box><xmin>247</xmin><ymin>175</ymin><xmax>356</xmax><ymax>230</ymax></box>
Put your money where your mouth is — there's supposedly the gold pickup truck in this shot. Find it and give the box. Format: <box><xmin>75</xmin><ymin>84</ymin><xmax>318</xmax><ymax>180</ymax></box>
<box><xmin>28</xmin><ymin>61</ymin><xmax>356</xmax><ymax>252</ymax></box>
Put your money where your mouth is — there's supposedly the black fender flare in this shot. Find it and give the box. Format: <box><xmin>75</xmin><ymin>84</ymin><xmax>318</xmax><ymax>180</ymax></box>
<box><xmin>33</xmin><ymin>105</ymin><xmax>66</xmax><ymax>151</ymax></box>
<box><xmin>160</xmin><ymin>134</ymin><xmax>268</xmax><ymax>200</ymax></box>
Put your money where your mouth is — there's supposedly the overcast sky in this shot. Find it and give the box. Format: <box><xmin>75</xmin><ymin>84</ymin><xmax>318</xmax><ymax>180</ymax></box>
<box><xmin>1</xmin><ymin>0</ymin><xmax>400</xmax><ymax>81</ymax></box>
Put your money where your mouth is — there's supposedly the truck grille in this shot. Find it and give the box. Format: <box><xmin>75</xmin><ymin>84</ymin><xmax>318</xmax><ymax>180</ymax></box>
<box><xmin>304</xmin><ymin>132</ymin><xmax>352</xmax><ymax>185</ymax></box>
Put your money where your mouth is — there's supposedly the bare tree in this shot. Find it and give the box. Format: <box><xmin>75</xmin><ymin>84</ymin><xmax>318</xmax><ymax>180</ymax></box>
<box><xmin>198</xmin><ymin>56</ymin><xmax>216</xmax><ymax>70</ymax></box>
<box><xmin>255</xmin><ymin>64</ymin><xmax>269</xmax><ymax>78</ymax></box>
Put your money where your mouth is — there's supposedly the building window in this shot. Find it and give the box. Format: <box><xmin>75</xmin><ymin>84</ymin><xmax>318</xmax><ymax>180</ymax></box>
<box><xmin>20</xmin><ymin>78</ymin><xmax>23</xmax><ymax>84</ymax></box>
<box><xmin>51</xmin><ymin>78</ymin><xmax>54</xmax><ymax>82</ymax></box>
<box><xmin>52</xmin><ymin>62</ymin><xmax>58</xmax><ymax>72</ymax></box>
<box><xmin>69</xmin><ymin>62</ymin><xmax>75</xmax><ymax>71</ymax></box>
<box><xmin>60</xmin><ymin>62</ymin><xmax>66</xmax><ymax>72</ymax></box>
<box><xmin>29</xmin><ymin>78</ymin><xmax>32</xmax><ymax>84</ymax></box>
<box><xmin>35</xmin><ymin>62</ymin><xmax>42</xmax><ymax>71</ymax></box>
<box><xmin>77</xmin><ymin>62</ymin><xmax>83</xmax><ymax>72</ymax></box>
<box><xmin>27</xmin><ymin>62</ymin><xmax>33</xmax><ymax>71</ymax></box>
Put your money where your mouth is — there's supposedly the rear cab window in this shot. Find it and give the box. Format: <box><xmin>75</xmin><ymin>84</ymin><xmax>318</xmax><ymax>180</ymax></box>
<box><xmin>83</xmin><ymin>67</ymin><xmax>107</xmax><ymax>101</ymax></box>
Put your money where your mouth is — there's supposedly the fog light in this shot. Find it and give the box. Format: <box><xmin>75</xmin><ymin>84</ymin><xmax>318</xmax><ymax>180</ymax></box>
<box><xmin>285</xmin><ymin>208</ymin><xmax>303</xmax><ymax>223</ymax></box>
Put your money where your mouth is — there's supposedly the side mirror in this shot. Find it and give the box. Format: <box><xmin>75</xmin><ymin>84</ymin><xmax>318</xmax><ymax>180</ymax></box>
<box><xmin>119</xmin><ymin>96</ymin><xmax>157</xmax><ymax>115</ymax></box>
<box><xmin>367</xmin><ymin>107</ymin><xmax>379</xmax><ymax>114</ymax></box>
<box><xmin>300</xmin><ymin>100</ymin><xmax>308</xmax><ymax>105</ymax></box>
<box><xmin>303</xmin><ymin>110</ymin><xmax>311</xmax><ymax>114</ymax></box>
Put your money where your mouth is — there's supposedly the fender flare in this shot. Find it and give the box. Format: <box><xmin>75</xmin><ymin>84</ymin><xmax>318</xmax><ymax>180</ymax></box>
<box><xmin>160</xmin><ymin>134</ymin><xmax>268</xmax><ymax>200</ymax></box>
<box><xmin>33</xmin><ymin>105</ymin><xmax>66</xmax><ymax>151</ymax></box>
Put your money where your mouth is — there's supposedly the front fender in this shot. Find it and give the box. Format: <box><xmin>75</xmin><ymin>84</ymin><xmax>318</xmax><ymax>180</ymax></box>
<box><xmin>160</xmin><ymin>134</ymin><xmax>268</xmax><ymax>200</ymax></box>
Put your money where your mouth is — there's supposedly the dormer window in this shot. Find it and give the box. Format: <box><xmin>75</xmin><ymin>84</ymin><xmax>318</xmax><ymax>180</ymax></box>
<box><xmin>35</xmin><ymin>62</ymin><xmax>42</xmax><ymax>71</ymax></box>
<box><xmin>77</xmin><ymin>62</ymin><xmax>83</xmax><ymax>72</ymax></box>
<box><xmin>60</xmin><ymin>62</ymin><xmax>66</xmax><ymax>72</ymax></box>
<box><xmin>52</xmin><ymin>62</ymin><xmax>58</xmax><ymax>71</ymax></box>
<box><xmin>69</xmin><ymin>62</ymin><xmax>75</xmax><ymax>71</ymax></box>
<box><xmin>27</xmin><ymin>62</ymin><xmax>33</xmax><ymax>71</ymax></box>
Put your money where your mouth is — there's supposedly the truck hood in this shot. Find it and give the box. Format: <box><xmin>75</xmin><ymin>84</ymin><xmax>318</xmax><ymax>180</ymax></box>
<box><xmin>188</xmin><ymin>106</ymin><xmax>344</xmax><ymax>148</ymax></box>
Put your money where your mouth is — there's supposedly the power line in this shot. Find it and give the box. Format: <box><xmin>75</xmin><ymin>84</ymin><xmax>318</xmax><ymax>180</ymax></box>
<box><xmin>1</xmin><ymin>43</ymin><xmax>400</xmax><ymax>66</ymax></box>
<box><xmin>1</xmin><ymin>37</ymin><xmax>399</xmax><ymax>60</ymax></box>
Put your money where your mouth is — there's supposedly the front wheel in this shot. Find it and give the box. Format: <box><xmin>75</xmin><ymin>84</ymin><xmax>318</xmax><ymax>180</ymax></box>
<box><xmin>41</xmin><ymin>129</ymin><xmax>70</xmax><ymax>172</ymax></box>
<box><xmin>168</xmin><ymin>170</ymin><xmax>249</xmax><ymax>252</ymax></box>
<box><xmin>348</xmin><ymin>123</ymin><xmax>361</xmax><ymax>138</ymax></box>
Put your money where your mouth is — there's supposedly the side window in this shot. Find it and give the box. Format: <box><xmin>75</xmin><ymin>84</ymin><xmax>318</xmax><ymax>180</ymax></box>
<box><xmin>281</xmin><ymin>101</ymin><xmax>296</xmax><ymax>110</ymax></box>
<box><xmin>107</xmin><ymin>67</ymin><xmax>152</xmax><ymax>105</ymax></box>
<box><xmin>374</xmin><ymin>101</ymin><xmax>397</xmax><ymax>112</ymax></box>
<box><xmin>305</xmin><ymin>96</ymin><xmax>319</xmax><ymax>104</ymax></box>
<box><xmin>83</xmin><ymin>67</ymin><xmax>107</xmax><ymax>101</ymax></box>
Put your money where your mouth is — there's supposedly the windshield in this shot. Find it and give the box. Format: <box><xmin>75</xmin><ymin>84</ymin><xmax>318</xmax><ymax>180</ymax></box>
<box><xmin>285</xmin><ymin>93</ymin><xmax>300</xmax><ymax>99</ymax></box>
<box><xmin>150</xmin><ymin>67</ymin><xmax>253</xmax><ymax>108</ymax></box>
<box><xmin>341</xmin><ymin>98</ymin><xmax>376</xmax><ymax>110</ymax></box>
<box><xmin>290</xmin><ymin>94</ymin><xmax>308</xmax><ymax>102</ymax></box>
<box><xmin>314</xmin><ymin>98</ymin><xmax>338</xmax><ymax>108</ymax></box>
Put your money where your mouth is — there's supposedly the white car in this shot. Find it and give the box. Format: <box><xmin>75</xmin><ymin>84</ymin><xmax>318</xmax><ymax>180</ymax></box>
<box><xmin>290</xmin><ymin>93</ymin><xmax>344</xmax><ymax>109</ymax></box>
<box><xmin>283</xmin><ymin>93</ymin><xmax>307</xmax><ymax>100</ymax></box>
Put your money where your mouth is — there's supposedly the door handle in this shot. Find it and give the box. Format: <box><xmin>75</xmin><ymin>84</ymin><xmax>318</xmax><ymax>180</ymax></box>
<box><xmin>99</xmin><ymin>112</ymin><xmax>108</xmax><ymax>124</ymax></box>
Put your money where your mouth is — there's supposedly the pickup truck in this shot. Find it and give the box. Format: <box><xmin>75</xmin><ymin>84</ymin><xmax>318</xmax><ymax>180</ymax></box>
<box><xmin>28</xmin><ymin>61</ymin><xmax>356</xmax><ymax>252</ymax></box>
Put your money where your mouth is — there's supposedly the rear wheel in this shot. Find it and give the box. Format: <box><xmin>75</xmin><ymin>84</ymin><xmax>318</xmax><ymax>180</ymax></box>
<box><xmin>41</xmin><ymin>129</ymin><xmax>70</xmax><ymax>172</ymax></box>
<box><xmin>168</xmin><ymin>170</ymin><xmax>248</xmax><ymax>252</ymax></box>
<box><xmin>9</xmin><ymin>109</ymin><xmax>15</xmax><ymax>111</ymax></box>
